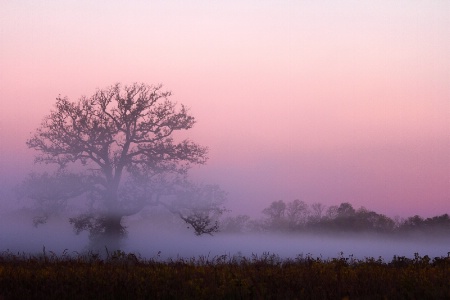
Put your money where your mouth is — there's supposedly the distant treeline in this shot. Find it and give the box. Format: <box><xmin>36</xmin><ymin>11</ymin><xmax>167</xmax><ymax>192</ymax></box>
<box><xmin>220</xmin><ymin>200</ymin><xmax>450</xmax><ymax>236</ymax></box>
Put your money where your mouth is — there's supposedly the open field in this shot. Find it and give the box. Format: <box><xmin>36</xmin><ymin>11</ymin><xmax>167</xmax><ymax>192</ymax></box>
<box><xmin>0</xmin><ymin>250</ymin><xmax>449</xmax><ymax>299</ymax></box>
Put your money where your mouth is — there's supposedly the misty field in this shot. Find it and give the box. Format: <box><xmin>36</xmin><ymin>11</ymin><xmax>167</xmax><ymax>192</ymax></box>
<box><xmin>0</xmin><ymin>250</ymin><xmax>449</xmax><ymax>299</ymax></box>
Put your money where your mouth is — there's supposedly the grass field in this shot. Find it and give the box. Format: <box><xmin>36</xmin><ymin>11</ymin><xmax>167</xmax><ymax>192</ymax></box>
<box><xmin>0</xmin><ymin>250</ymin><xmax>449</xmax><ymax>299</ymax></box>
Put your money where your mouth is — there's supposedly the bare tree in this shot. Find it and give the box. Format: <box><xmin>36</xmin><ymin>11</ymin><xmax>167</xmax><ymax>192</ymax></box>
<box><xmin>336</xmin><ymin>202</ymin><xmax>356</xmax><ymax>218</ymax></box>
<box><xmin>286</xmin><ymin>199</ymin><xmax>309</xmax><ymax>229</ymax></box>
<box><xmin>24</xmin><ymin>83</ymin><xmax>225</xmax><ymax>249</ymax></box>
<box><xmin>325</xmin><ymin>205</ymin><xmax>338</xmax><ymax>220</ymax></box>
<box><xmin>262</xmin><ymin>200</ymin><xmax>287</xmax><ymax>230</ymax></box>
<box><xmin>309</xmin><ymin>202</ymin><xmax>326</xmax><ymax>223</ymax></box>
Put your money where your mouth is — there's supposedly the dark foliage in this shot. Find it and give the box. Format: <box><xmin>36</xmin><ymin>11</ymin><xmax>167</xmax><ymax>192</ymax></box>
<box><xmin>0</xmin><ymin>250</ymin><xmax>449</xmax><ymax>299</ymax></box>
<box><xmin>223</xmin><ymin>200</ymin><xmax>450</xmax><ymax>236</ymax></box>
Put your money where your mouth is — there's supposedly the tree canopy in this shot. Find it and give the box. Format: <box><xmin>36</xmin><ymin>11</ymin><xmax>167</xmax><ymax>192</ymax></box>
<box><xmin>23</xmin><ymin>83</ymin><xmax>225</xmax><ymax>248</ymax></box>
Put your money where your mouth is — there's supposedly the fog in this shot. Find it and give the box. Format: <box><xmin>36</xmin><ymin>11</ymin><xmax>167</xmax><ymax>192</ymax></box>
<box><xmin>127</xmin><ymin>229</ymin><xmax>450</xmax><ymax>262</ymax></box>
<box><xmin>1</xmin><ymin>211</ymin><xmax>448</xmax><ymax>262</ymax></box>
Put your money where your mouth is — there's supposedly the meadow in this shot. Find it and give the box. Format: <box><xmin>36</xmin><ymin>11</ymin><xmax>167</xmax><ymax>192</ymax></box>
<box><xmin>0</xmin><ymin>249</ymin><xmax>449</xmax><ymax>299</ymax></box>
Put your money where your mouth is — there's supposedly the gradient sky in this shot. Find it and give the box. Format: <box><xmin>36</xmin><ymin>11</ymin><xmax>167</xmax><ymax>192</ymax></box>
<box><xmin>1</xmin><ymin>1</ymin><xmax>449</xmax><ymax>218</ymax></box>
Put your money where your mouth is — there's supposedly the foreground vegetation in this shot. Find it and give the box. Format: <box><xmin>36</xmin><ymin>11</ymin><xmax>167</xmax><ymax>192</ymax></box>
<box><xmin>0</xmin><ymin>250</ymin><xmax>449</xmax><ymax>299</ymax></box>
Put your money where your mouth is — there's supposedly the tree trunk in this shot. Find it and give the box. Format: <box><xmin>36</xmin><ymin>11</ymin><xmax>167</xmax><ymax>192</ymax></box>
<box><xmin>100</xmin><ymin>184</ymin><xmax>125</xmax><ymax>251</ymax></box>
<box><xmin>104</xmin><ymin>215</ymin><xmax>125</xmax><ymax>250</ymax></box>
<box><xmin>104</xmin><ymin>215</ymin><xmax>125</xmax><ymax>238</ymax></box>
<box><xmin>89</xmin><ymin>215</ymin><xmax>125</xmax><ymax>254</ymax></box>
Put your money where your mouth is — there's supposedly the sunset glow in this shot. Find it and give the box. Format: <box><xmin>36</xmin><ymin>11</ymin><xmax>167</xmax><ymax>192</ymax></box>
<box><xmin>1</xmin><ymin>1</ymin><xmax>449</xmax><ymax>218</ymax></box>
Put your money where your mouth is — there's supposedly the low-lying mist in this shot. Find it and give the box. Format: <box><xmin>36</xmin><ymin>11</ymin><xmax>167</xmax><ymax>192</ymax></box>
<box><xmin>4</xmin><ymin>82</ymin><xmax>448</xmax><ymax>265</ymax></box>
<box><xmin>1</xmin><ymin>212</ymin><xmax>448</xmax><ymax>261</ymax></box>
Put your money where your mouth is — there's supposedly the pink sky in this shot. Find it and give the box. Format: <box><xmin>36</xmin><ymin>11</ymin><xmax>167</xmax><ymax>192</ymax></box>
<box><xmin>1</xmin><ymin>1</ymin><xmax>449</xmax><ymax>217</ymax></box>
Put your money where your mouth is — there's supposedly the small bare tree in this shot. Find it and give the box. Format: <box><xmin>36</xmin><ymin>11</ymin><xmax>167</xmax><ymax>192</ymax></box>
<box><xmin>286</xmin><ymin>199</ymin><xmax>309</xmax><ymax>229</ymax></box>
<box><xmin>309</xmin><ymin>202</ymin><xmax>326</xmax><ymax>223</ymax></box>
<box><xmin>24</xmin><ymin>83</ymin><xmax>225</xmax><ymax>249</ymax></box>
<box><xmin>262</xmin><ymin>200</ymin><xmax>287</xmax><ymax>230</ymax></box>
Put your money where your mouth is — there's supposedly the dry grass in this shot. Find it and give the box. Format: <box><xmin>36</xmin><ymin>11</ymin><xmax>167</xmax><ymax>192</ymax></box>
<box><xmin>0</xmin><ymin>250</ymin><xmax>449</xmax><ymax>299</ymax></box>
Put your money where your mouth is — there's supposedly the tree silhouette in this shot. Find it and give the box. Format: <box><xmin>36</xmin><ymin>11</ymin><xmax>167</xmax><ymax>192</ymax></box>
<box><xmin>262</xmin><ymin>200</ymin><xmax>287</xmax><ymax>230</ymax></box>
<box><xmin>286</xmin><ymin>199</ymin><xmax>309</xmax><ymax>229</ymax></box>
<box><xmin>24</xmin><ymin>83</ymin><xmax>225</xmax><ymax>250</ymax></box>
